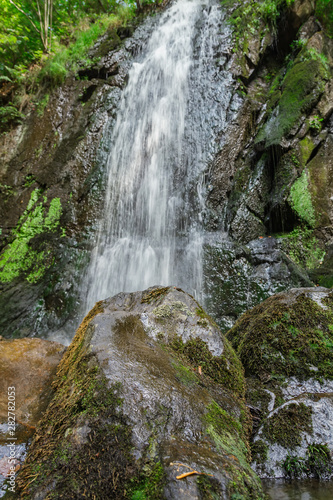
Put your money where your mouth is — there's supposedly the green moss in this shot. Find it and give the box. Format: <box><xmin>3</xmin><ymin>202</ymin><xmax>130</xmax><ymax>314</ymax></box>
<box><xmin>224</xmin><ymin>462</ymin><xmax>264</xmax><ymax>500</ymax></box>
<box><xmin>169</xmin><ymin>336</ymin><xmax>245</xmax><ymax>396</ymax></box>
<box><xmin>130</xmin><ymin>461</ymin><xmax>165</xmax><ymax>500</ymax></box>
<box><xmin>195</xmin><ymin>306</ymin><xmax>216</xmax><ymax>327</ymax></box>
<box><xmin>153</xmin><ymin>301</ymin><xmax>193</xmax><ymax>320</ymax></box>
<box><xmin>16</xmin><ymin>302</ymin><xmax>136</xmax><ymax>498</ymax></box>
<box><xmin>196</xmin><ymin>475</ymin><xmax>221</xmax><ymax>500</ymax></box>
<box><xmin>171</xmin><ymin>360</ymin><xmax>199</xmax><ymax>386</ymax></box>
<box><xmin>256</xmin><ymin>47</ymin><xmax>329</xmax><ymax>147</ymax></box>
<box><xmin>279</xmin><ymin>227</ymin><xmax>325</xmax><ymax>269</ymax></box>
<box><xmin>201</xmin><ymin>402</ymin><xmax>264</xmax><ymax>499</ymax></box>
<box><xmin>246</xmin><ymin>380</ymin><xmax>272</xmax><ymax>415</ymax></box>
<box><xmin>289</xmin><ymin>170</ymin><xmax>316</xmax><ymax>227</ymax></box>
<box><xmin>250</xmin><ymin>440</ymin><xmax>268</xmax><ymax>464</ymax></box>
<box><xmin>203</xmin><ymin>402</ymin><xmax>250</xmax><ymax>465</ymax></box>
<box><xmin>0</xmin><ymin>189</ymin><xmax>63</xmax><ymax>283</ymax></box>
<box><xmin>227</xmin><ymin>291</ymin><xmax>333</xmax><ymax>381</ymax></box>
<box><xmin>262</xmin><ymin>403</ymin><xmax>312</xmax><ymax>448</ymax></box>
<box><xmin>205</xmin><ymin>401</ymin><xmax>243</xmax><ymax>438</ymax></box>
<box><xmin>141</xmin><ymin>287</ymin><xmax>170</xmax><ymax>304</ymax></box>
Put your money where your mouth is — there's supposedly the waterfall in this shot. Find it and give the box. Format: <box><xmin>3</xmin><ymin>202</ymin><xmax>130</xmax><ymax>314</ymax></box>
<box><xmin>84</xmin><ymin>0</ymin><xmax>234</xmax><ymax>311</ymax></box>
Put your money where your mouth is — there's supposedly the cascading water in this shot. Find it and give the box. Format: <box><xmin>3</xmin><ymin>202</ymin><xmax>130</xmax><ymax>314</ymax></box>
<box><xmin>84</xmin><ymin>0</ymin><xmax>235</xmax><ymax>312</ymax></box>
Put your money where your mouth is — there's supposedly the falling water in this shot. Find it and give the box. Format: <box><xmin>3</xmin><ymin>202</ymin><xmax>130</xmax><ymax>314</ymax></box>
<box><xmin>84</xmin><ymin>0</ymin><xmax>234</xmax><ymax>311</ymax></box>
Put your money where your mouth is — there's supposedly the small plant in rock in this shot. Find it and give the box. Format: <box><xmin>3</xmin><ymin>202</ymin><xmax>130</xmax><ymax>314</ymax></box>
<box><xmin>282</xmin><ymin>453</ymin><xmax>307</xmax><ymax>478</ymax></box>
<box><xmin>290</xmin><ymin>38</ymin><xmax>306</xmax><ymax>53</ymax></box>
<box><xmin>306</xmin><ymin>443</ymin><xmax>332</xmax><ymax>478</ymax></box>
<box><xmin>282</xmin><ymin>443</ymin><xmax>332</xmax><ymax>479</ymax></box>
<box><xmin>0</xmin><ymin>105</ymin><xmax>24</xmax><ymax>132</ymax></box>
<box><xmin>309</xmin><ymin>115</ymin><xmax>323</xmax><ymax>132</ymax></box>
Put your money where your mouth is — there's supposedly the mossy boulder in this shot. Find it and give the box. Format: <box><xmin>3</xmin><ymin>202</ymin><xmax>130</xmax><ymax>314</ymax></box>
<box><xmin>226</xmin><ymin>287</ymin><xmax>333</xmax><ymax>479</ymax></box>
<box><xmin>16</xmin><ymin>287</ymin><xmax>265</xmax><ymax>499</ymax></box>
<box><xmin>227</xmin><ymin>287</ymin><xmax>333</xmax><ymax>381</ymax></box>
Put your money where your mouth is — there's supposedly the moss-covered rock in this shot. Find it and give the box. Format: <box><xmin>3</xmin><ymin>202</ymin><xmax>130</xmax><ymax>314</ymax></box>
<box><xmin>227</xmin><ymin>287</ymin><xmax>333</xmax><ymax>381</ymax></box>
<box><xmin>203</xmin><ymin>237</ymin><xmax>313</xmax><ymax>332</ymax></box>
<box><xmin>16</xmin><ymin>287</ymin><xmax>265</xmax><ymax>499</ymax></box>
<box><xmin>226</xmin><ymin>287</ymin><xmax>333</xmax><ymax>479</ymax></box>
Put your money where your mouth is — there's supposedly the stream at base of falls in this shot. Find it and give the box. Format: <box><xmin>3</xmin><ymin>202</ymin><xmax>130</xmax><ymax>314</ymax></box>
<box><xmin>263</xmin><ymin>480</ymin><xmax>333</xmax><ymax>500</ymax></box>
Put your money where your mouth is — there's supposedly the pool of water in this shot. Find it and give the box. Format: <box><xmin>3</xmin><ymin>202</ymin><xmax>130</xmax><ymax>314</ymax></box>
<box><xmin>263</xmin><ymin>480</ymin><xmax>333</xmax><ymax>499</ymax></box>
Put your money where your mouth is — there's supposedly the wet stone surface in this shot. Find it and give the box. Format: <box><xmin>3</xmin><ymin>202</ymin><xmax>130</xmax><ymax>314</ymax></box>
<box><xmin>16</xmin><ymin>287</ymin><xmax>265</xmax><ymax>499</ymax></box>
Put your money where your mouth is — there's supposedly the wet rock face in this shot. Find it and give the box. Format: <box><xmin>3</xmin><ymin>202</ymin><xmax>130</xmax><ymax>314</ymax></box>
<box><xmin>0</xmin><ymin>17</ymin><xmax>160</xmax><ymax>340</ymax></box>
<box><xmin>17</xmin><ymin>287</ymin><xmax>265</xmax><ymax>499</ymax></box>
<box><xmin>203</xmin><ymin>6</ymin><xmax>333</xmax><ymax>327</ymax></box>
<box><xmin>226</xmin><ymin>288</ymin><xmax>333</xmax><ymax>479</ymax></box>
<box><xmin>0</xmin><ymin>338</ymin><xmax>65</xmax><ymax>494</ymax></box>
<box><xmin>203</xmin><ymin>236</ymin><xmax>312</xmax><ymax>332</ymax></box>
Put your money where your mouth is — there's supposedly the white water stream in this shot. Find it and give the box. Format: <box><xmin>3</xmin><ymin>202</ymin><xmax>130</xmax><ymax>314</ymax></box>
<box><xmin>84</xmin><ymin>0</ymin><xmax>234</xmax><ymax>311</ymax></box>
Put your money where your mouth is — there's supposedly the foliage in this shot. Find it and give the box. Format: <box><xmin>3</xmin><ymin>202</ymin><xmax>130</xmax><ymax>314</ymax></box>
<box><xmin>309</xmin><ymin>115</ymin><xmax>324</xmax><ymax>132</ymax></box>
<box><xmin>222</xmin><ymin>0</ymin><xmax>295</xmax><ymax>57</ymax></box>
<box><xmin>306</xmin><ymin>443</ymin><xmax>332</xmax><ymax>478</ymax></box>
<box><xmin>39</xmin><ymin>7</ymin><xmax>135</xmax><ymax>86</ymax></box>
<box><xmin>282</xmin><ymin>453</ymin><xmax>308</xmax><ymax>478</ymax></box>
<box><xmin>316</xmin><ymin>0</ymin><xmax>333</xmax><ymax>36</ymax></box>
<box><xmin>0</xmin><ymin>0</ymin><xmax>160</xmax><ymax>129</ymax></box>
<box><xmin>0</xmin><ymin>104</ymin><xmax>24</xmax><ymax>131</ymax></box>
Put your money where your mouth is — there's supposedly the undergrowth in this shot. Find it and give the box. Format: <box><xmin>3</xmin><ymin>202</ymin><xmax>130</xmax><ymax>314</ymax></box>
<box><xmin>39</xmin><ymin>6</ymin><xmax>134</xmax><ymax>87</ymax></box>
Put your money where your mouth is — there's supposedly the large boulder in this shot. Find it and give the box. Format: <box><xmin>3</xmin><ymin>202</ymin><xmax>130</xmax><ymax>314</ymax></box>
<box><xmin>0</xmin><ymin>338</ymin><xmax>65</xmax><ymax>496</ymax></box>
<box><xmin>227</xmin><ymin>287</ymin><xmax>333</xmax><ymax>479</ymax></box>
<box><xmin>17</xmin><ymin>286</ymin><xmax>265</xmax><ymax>499</ymax></box>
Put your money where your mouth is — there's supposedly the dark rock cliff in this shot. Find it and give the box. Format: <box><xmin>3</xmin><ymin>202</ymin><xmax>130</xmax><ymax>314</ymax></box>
<box><xmin>202</xmin><ymin>0</ymin><xmax>333</xmax><ymax>329</ymax></box>
<box><xmin>0</xmin><ymin>0</ymin><xmax>332</xmax><ymax>337</ymax></box>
